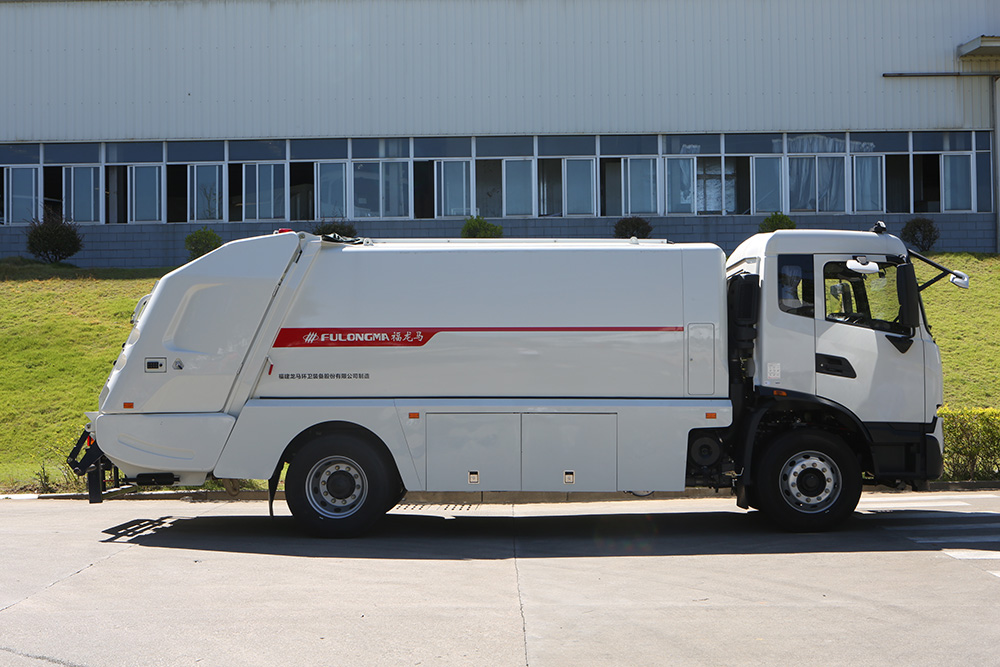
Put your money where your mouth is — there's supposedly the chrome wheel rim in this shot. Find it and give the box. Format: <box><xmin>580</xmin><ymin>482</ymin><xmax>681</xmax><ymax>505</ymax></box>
<box><xmin>305</xmin><ymin>455</ymin><xmax>368</xmax><ymax>519</ymax></box>
<box><xmin>778</xmin><ymin>450</ymin><xmax>842</xmax><ymax>514</ymax></box>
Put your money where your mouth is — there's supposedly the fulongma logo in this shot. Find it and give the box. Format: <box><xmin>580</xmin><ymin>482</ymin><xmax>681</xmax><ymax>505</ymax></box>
<box><xmin>303</xmin><ymin>331</ymin><xmax>390</xmax><ymax>344</ymax></box>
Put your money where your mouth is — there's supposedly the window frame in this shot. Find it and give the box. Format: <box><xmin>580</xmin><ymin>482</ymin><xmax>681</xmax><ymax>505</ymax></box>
<box><xmin>188</xmin><ymin>163</ymin><xmax>225</xmax><ymax>222</ymax></box>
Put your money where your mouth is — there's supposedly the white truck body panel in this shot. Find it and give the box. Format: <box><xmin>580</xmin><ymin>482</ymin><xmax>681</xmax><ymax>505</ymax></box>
<box><xmin>92</xmin><ymin>412</ymin><xmax>235</xmax><ymax>485</ymax></box>
<box><xmin>213</xmin><ymin>398</ymin><xmax>731</xmax><ymax>492</ymax></box>
<box><xmin>97</xmin><ymin>233</ymin><xmax>730</xmax><ymax>494</ymax></box>
<box><xmin>100</xmin><ymin>233</ymin><xmax>302</xmax><ymax>415</ymax></box>
<box><xmin>258</xmin><ymin>240</ymin><xmax>727</xmax><ymax>400</ymax></box>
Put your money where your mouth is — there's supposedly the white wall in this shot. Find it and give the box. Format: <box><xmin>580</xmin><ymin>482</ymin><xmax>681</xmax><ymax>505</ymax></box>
<box><xmin>0</xmin><ymin>0</ymin><xmax>996</xmax><ymax>142</ymax></box>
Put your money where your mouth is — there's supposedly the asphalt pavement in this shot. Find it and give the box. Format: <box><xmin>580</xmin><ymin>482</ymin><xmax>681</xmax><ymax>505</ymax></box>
<box><xmin>2</xmin><ymin>491</ymin><xmax>1000</xmax><ymax>666</ymax></box>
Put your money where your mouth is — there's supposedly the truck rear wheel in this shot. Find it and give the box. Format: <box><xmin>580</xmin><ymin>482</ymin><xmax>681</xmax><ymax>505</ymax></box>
<box><xmin>285</xmin><ymin>434</ymin><xmax>400</xmax><ymax>538</ymax></box>
<box><xmin>755</xmin><ymin>429</ymin><xmax>861</xmax><ymax>532</ymax></box>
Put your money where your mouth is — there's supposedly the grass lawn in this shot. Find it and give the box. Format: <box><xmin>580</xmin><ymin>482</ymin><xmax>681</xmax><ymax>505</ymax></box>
<box><xmin>0</xmin><ymin>251</ymin><xmax>996</xmax><ymax>491</ymax></box>
<box><xmin>0</xmin><ymin>259</ymin><xmax>164</xmax><ymax>490</ymax></box>
<box><xmin>914</xmin><ymin>252</ymin><xmax>1000</xmax><ymax>409</ymax></box>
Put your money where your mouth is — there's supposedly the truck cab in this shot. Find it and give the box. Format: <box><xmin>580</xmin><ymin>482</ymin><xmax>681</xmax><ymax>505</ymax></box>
<box><xmin>722</xmin><ymin>226</ymin><xmax>964</xmax><ymax>529</ymax></box>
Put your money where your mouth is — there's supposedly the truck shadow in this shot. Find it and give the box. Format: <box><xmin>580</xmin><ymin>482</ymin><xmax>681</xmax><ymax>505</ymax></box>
<box><xmin>100</xmin><ymin>508</ymin><xmax>1000</xmax><ymax>560</ymax></box>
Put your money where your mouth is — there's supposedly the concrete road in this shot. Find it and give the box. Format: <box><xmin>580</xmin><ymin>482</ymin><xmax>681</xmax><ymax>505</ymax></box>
<box><xmin>2</xmin><ymin>491</ymin><xmax>999</xmax><ymax>666</ymax></box>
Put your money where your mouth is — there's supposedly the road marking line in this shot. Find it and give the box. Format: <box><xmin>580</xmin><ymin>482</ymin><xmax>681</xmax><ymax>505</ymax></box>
<box><xmin>909</xmin><ymin>534</ymin><xmax>1000</xmax><ymax>544</ymax></box>
<box><xmin>884</xmin><ymin>521</ymin><xmax>1000</xmax><ymax>532</ymax></box>
<box><xmin>941</xmin><ymin>549</ymin><xmax>1000</xmax><ymax>560</ymax></box>
<box><xmin>860</xmin><ymin>501</ymin><xmax>969</xmax><ymax>509</ymax></box>
<box><xmin>989</xmin><ymin>571</ymin><xmax>1000</xmax><ymax>578</ymax></box>
<box><xmin>860</xmin><ymin>494</ymin><xmax>996</xmax><ymax>503</ymax></box>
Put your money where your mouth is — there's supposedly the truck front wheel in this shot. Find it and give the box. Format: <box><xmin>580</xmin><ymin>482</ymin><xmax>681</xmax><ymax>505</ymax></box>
<box><xmin>755</xmin><ymin>429</ymin><xmax>862</xmax><ymax>532</ymax></box>
<box><xmin>285</xmin><ymin>434</ymin><xmax>399</xmax><ymax>538</ymax></box>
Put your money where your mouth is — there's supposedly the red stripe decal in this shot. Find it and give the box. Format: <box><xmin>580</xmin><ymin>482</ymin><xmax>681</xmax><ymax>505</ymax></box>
<box><xmin>272</xmin><ymin>326</ymin><xmax>684</xmax><ymax>348</ymax></box>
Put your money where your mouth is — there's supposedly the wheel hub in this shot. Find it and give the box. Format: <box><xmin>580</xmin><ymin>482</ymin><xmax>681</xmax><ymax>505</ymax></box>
<box><xmin>779</xmin><ymin>450</ymin><xmax>842</xmax><ymax>513</ymax></box>
<box><xmin>326</xmin><ymin>470</ymin><xmax>356</xmax><ymax>499</ymax></box>
<box><xmin>305</xmin><ymin>456</ymin><xmax>368</xmax><ymax>518</ymax></box>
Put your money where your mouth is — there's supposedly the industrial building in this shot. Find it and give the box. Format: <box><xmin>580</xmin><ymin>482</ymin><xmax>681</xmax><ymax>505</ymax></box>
<box><xmin>0</xmin><ymin>0</ymin><xmax>997</xmax><ymax>266</ymax></box>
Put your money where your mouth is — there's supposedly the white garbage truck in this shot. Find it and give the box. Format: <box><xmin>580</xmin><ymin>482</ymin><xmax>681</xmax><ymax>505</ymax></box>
<box><xmin>67</xmin><ymin>224</ymin><xmax>968</xmax><ymax>535</ymax></box>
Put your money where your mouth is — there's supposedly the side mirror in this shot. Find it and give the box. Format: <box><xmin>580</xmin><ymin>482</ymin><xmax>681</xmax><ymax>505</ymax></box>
<box><xmin>949</xmin><ymin>271</ymin><xmax>970</xmax><ymax>289</ymax></box>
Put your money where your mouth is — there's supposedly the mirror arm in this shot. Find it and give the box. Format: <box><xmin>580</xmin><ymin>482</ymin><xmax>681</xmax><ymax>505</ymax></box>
<box><xmin>910</xmin><ymin>250</ymin><xmax>968</xmax><ymax>291</ymax></box>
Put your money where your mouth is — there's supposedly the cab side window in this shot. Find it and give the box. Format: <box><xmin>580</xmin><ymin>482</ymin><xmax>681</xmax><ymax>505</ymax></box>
<box><xmin>777</xmin><ymin>255</ymin><xmax>814</xmax><ymax>317</ymax></box>
<box><xmin>823</xmin><ymin>261</ymin><xmax>907</xmax><ymax>335</ymax></box>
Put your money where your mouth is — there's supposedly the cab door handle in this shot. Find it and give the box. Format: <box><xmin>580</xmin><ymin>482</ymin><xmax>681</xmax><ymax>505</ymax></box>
<box><xmin>816</xmin><ymin>354</ymin><xmax>857</xmax><ymax>379</ymax></box>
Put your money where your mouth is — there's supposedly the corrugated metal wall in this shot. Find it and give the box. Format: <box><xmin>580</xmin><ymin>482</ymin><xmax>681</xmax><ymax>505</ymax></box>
<box><xmin>0</xmin><ymin>0</ymin><xmax>995</xmax><ymax>142</ymax></box>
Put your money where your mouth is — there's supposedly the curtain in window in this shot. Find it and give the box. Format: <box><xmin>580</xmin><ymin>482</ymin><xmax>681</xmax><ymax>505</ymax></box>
<box><xmin>817</xmin><ymin>157</ymin><xmax>845</xmax><ymax>212</ymax></box>
<box><xmin>666</xmin><ymin>158</ymin><xmax>693</xmax><ymax>213</ymax></box>
<box><xmin>854</xmin><ymin>156</ymin><xmax>882</xmax><ymax>212</ymax></box>
<box><xmin>789</xmin><ymin>157</ymin><xmax>816</xmax><ymax>211</ymax></box>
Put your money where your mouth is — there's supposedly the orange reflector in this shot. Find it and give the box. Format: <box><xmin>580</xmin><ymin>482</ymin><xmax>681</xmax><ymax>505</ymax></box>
<box><xmin>408</xmin><ymin>412</ymin><xmax>420</xmax><ymax>419</ymax></box>
<box><xmin>773</xmin><ymin>390</ymin><xmax>787</xmax><ymax>397</ymax></box>
<box><xmin>123</xmin><ymin>402</ymin><xmax>134</xmax><ymax>409</ymax></box>
<box><xmin>706</xmin><ymin>412</ymin><xmax>717</xmax><ymax>420</ymax></box>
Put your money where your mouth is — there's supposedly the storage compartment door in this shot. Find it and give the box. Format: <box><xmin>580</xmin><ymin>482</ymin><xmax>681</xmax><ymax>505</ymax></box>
<box><xmin>522</xmin><ymin>413</ymin><xmax>617</xmax><ymax>492</ymax></box>
<box><xmin>426</xmin><ymin>413</ymin><xmax>521</xmax><ymax>491</ymax></box>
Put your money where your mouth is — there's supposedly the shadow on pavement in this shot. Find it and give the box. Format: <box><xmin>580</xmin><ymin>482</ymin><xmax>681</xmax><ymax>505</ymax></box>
<box><xmin>99</xmin><ymin>508</ymin><xmax>1000</xmax><ymax>560</ymax></box>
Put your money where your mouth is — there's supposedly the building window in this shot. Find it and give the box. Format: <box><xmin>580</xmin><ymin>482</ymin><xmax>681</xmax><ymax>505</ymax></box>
<box><xmin>64</xmin><ymin>166</ymin><xmax>100</xmax><ymax>223</ymax></box>
<box><xmin>317</xmin><ymin>162</ymin><xmax>347</xmax><ymax>219</ymax></box>
<box><xmin>130</xmin><ymin>165</ymin><xmax>162</xmax><ymax>223</ymax></box>
<box><xmin>754</xmin><ymin>156</ymin><xmax>782</xmax><ymax>213</ymax></box>
<box><xmin>665</xmin><ymin>157</ymin><xmax>694</xmax><ymax>214</ymax></box>
<box><xmin>475</xmin><ymin>160</ymin><xmax>502</xmax><ymax>218</ymax></box>
<box><xmin>977</xmin><ymin>131</ymin><xmax>992</xmax><ymax>212</ymax></box>
<box><xmin>853</xmin><ymin>155</ymin><xmax>882</xmax><ymax>212</ymax></box>
<box><xmin>565</xmin><ymin>159</ymin><xmax>595</xmax><ymax>215</ymax></box>
<box><xmin>504</xmin><ymin>159</ymin><xmax>533</xmax><ymax>216</ymax></box>
<box><xmin>243</xmin><ymin>163</ymin><xmax>285</xmax><ymax>220</ymax></box>
<box><xmin>789</xmin><ymin>156</ymin><xmax>845</xmax><ymax>213</ymax></box>
<box><xmin>2</xmin><ymin>167</ymin><xmax>38</xmax><ymax>224</ymax></box>
<box><xmin>353</xmin><ymin>161</ymin><xmax>409</xmax><ymax>218</ymax></box>
<box><xmin>625</xmin><ymin>157</ymin><xmax>657</xmax><ymax>215</ymax></box>
<box><xmin>538</xmin><ymin>158</ymin><xmax>595</xmax><ymax>216</ymax></box>
<box><xmin>436</xmin><ymin>161</ymin><xmax>471</xmax><ymax>217</ymax></box>
<box><xmin>697</xmin><ymin>157</ymin><xmax>723</xmax><ymax>214</ymax></box>
<box><xmin>942</xmin><ymin>154</ymin><xmax>972</xmax><ymax>211</ymax></box>
<box><xmin>189</xmin><ymin>164</ymin><xmax>223</xmax><ymax>221</ymax></box>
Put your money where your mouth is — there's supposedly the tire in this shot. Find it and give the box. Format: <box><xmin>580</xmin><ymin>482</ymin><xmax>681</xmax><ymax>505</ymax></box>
<box><xmin>754</xmin><ymin>429</ymin><xmax>862</xmax><ymax>532</ymax></box>
<box><xmin>285</xmin><ymin>434</ymin><xmax>401</xmax><ymax>538</ymax></box>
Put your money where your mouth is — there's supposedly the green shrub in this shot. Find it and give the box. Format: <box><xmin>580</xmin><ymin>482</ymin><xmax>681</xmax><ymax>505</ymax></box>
<box><xmin>613</xmin><ymin>216</ymin><xmax>652</xmax><ymax>239</ymax></box>
<box><xmin>461</xmin><ymin>215</ymin><xmax>503</xmax><ymax>238</ymax></box>
<box><xmin>312</xmin><ymin>221</ymin><xmax>358</xmax><ymax>238</ymax></box>
<box><xmin>901</xmin><ymin>217</ymin><xmax>939</xmax><ymax>252</ymax></box>
<box><xmin>940</xmin><ymin>408</ymin><xmax>1000</xmax><ymax>481</ymax></box>
<box><xmin>184</xmin><ymin>226</ymin><xmax>223</xmax><ymax>261</ymax></box>
<box><xmin>758</xmin><ymin>212</ymin><xmax>796</xmax><ymax>233</ymax></box>
<box><xmin>25</xmin><ymin>208</ymin><xmax>84</xmax><ymax>264</ymax></box>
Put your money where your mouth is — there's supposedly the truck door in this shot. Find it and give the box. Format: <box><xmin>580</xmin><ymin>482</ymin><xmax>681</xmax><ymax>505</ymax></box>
<box><xmin>813</xmin><ymin>255</ymin><xmax>926</xmax><ymax>424</ymax></box>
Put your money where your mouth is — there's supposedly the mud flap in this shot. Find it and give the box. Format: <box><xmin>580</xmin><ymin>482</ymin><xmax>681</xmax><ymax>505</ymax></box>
<box><xmin>267</xmin><ymin>463</ymin><xmax>284</xmax><ymax>517</ymax></box>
